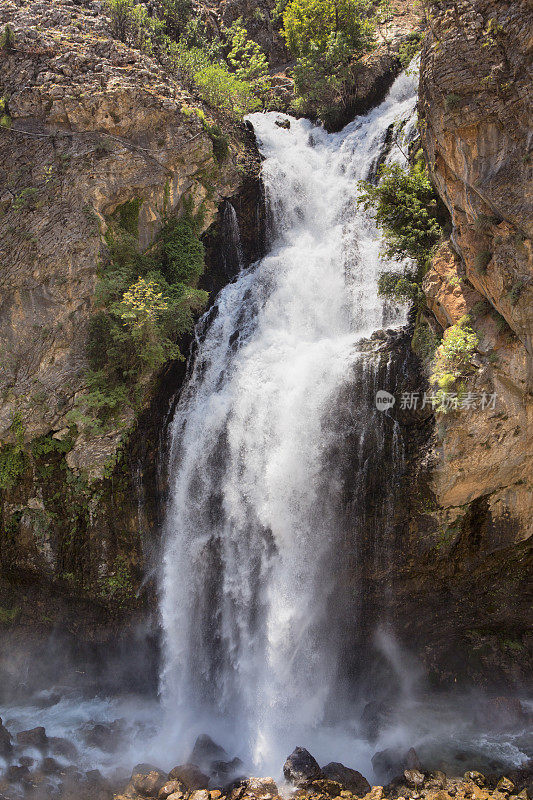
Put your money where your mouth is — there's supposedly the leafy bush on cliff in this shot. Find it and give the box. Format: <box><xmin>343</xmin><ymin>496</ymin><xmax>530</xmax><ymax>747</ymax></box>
<box><xmin>82</xmin><ymin>208</ymin><xmax>208</xmax><ymax>427</ymax></box>
<box><xmin>170</xmin><ymin>21</ymin><xmax>270</xmax><ymax>118</ymax></box>
<box><xmin>359</xmin><ymin>162</ymin><xmax>443</xmax><ymax>267</ymax></box>
<box><xmin>358</xmin><ymin>160</ymin><xmax>445</xmax><ymax>305</ymax></box>
<box><xmin>282</xmin><ymin>0</ymin><xmax>383</xmax><ymax>123</ymax></box>
<box><xmin>0</xmin><ymin>414</ymin><xmax>26</xmax><ymax>491</ymax></box>
<box><xmin>105</xmin><ymin>1</ymin><xmax>269</xmax><ymax>119</ymax></box>
<box><xmin>429</xmin><ymin>316</ymin><xmax>479</xmax><ymax>412</ymax></box>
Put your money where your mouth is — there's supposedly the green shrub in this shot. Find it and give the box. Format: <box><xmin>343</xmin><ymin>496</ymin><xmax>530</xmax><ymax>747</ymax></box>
<box><xmin>377</xmin><ymin>272</ymin><xmax>423</xmax><ymax>304</ymax></box>
<box><xmin>0</xmin><ymin>413</ymin><xmax>26</xmax><ymax>491</ymax></box>
<box><xmin>194</xmin><ymin>63</ymin><xmax>261</xmax><ymax>118</ymax></box>
<box><xmin>430</xmin><ymin>316</ymin><xmax>478</xmax><ymax>411</ymax></box>
<box><xmin>282</xmin><ymin>0</ymin><xmax>381</xmax><ymax>121</ymax></box>
<box><xmin>0</xmin><ymin>25</ymin><xmax>15</xmax><ymax>51</ymax></box>
<box><xmin>399</xmin><ymin>30</ymin><xmax>424</xmax><ymax>68</ymax></box>
<box><xmin>508</xmin><ymin>280</ymin><xmax>525</xmax><ymax>306</ymax></box>
<box><xmin>445</xmin><ymin>93</ymin><xmax>462</xmax><ymax>110</ymax></box>
<box><xmin>283</xmin><ymin>0</ymin><xmax>376</xmax><ymax>58</ymax></box>
<box><xmin>81</xmin><ymin>207</ymin><xmax>208</xmax><ymax>428</ymax></box>
<box><xmin>112</xmin><ymin>197</ymin><xmax>143</xmax><ymax>238</ymax></box>
<box><xmin>153</xmin><ymin>0</ymin><xmax>192</xmax><ymax>40</ymax></box>
<box><xmin>411</xmin><ymin>317</ymin><xmax>440</xmax><ymax>362</ymax></box>
<box><xmin>105</xmin><ymin>0</ymin><xmax>163</xmax><ymax>52</ymax></box>
<box><xmin>205</xmin><ymin>123</ymin><xmax>229</xmax><ymax>163</ymax></box>
<box><xmin>0</xmin><ymin>97</ymin><xmax>11</xmax><ymax>128</ymax></box>
<box><xmin>359</xmin><ymin>162</ymin><xmax>444</xmax><ymax>270</ymax></box>
<box><xmin>226</xmin><ymin>18</ymin><xmax>271</xmax><ymax>97</ymax></box>
<box><xmin>474</xmin><ymin>250</ymin><xmax>492</xmax><ymax>273</ymax></box>
<box><xmin>472</xmin><ymin>298</ymin><xmax>492</xmax><ymax>318</ymax></box>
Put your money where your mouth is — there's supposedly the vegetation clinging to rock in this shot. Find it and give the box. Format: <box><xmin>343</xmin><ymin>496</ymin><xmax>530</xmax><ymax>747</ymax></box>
<box><xmin>429</xmin><ymin>316</ymin><xmax>479</xmax><ymax>412</ymax></box>
<box><xmin>282</xmin><ymin>0</ymin><xmax>385</xmax><ymax>124</ymax></box>
<box><xmin>358</xmin><ymin>158</ymin><xmax>445</xmax><ymax>304</ymax></box>
<box><xmin>78</xmin><ymin>206</ymin><xmax>208</xmax><ymax>431</ymax></box>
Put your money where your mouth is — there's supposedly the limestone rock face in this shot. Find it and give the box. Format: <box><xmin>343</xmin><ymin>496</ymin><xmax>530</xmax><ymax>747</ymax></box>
<box><xmin>419</xmin><ymin>0</ymin><xmax>533</xmax><ymax>340</ymax></box>
<box><xmin>0</xmin><ymin>0</ymin><xmax>262</xmax><ymax>634</ymax></box>
<box><xmin>0</xmin><ymin>0</ymin><xmax>252</xmax><ymax>459</ymax></box>
<box><xmin>419</xmin><ymin>0</ymin><xmax>533</xmax><ymax>538</ymax></box>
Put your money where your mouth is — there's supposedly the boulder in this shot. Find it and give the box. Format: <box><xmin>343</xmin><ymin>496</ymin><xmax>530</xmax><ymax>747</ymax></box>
<box><xmin>5</xmin><ymin>765</ymin><xmax>30</xmax><ymax>782</ymax></box>
<box><xmin>242</xmin><ymin>778</ymin><xmax>278</xmax><ymax>797</ymax></box>
<box><xmin>82</xmin><ymin>720</ymin><xmax>124</xmax><ymax>752</ymax></box>
<box><xmin>406</xmin><ymin>749</ymin><xmax>421</xmax><ymax>771</ymax></box>
<box><xmin>189</xmin><ymin>735</ymin><xmax>228</xmax><ymax>771</ymax></box>
<box><xmin>49</xmin><ymin>736</ymin><xmax>78</xmax><ymax>761</ymax></box>
<box><xmin>464</xmin><ymin>772</ymin><xmax>485</xmax><ymax>787</ymax></box>
<box><xmin>372</xmin><ymin>749</ymin><xmax>403</xmax><ymax>782</ymax></box>
<box><xmin>33</xmin><ymin>691</ymin><xmax>61</xmax><ymax>709</ymax></box>
<box><xmin>41</xmin><ymin>757</ymin><xmax>62</xmax><ymax>775</ymax></box>
<box><xmin>274</xmin><ymin>117</ymin><xmax>290</xmax><ymax>130</ymax></box>
<box><xmin>496</xmin><ymin>778</ymin><xmax>516</xmax><ymax>794</ymax></box>
<box><xmin>190</xmin><ymin>791</ymin><xmax>210</xmax><ymax>800</ymax></box>
<box><xmin>283</xmin><ymin>747</ymin><xmax>323</xmax><ymax>786</ymax></box>
<box><xmin>211</xmin><ymin>758</ymin><xmax>244</xmax><ymax>781</ymax></box>
<box><xmin>308</xmin><ymin>778</ymin><xmax>344</xmax><ymax>797</ymax></box>
<box><xmin>404</xmin><ymin>770</ymin><xmax>425</xmax><ymax>788</ymax></box>
<box><xmin>131</xmin><ymin>769</ymin><xmax>167</xmax><ymax>797</ymax></box>
<box><xmin>159</xmin><ymin>780</ymin><xmax>188</xmax><ymax>799</ymax></box>
<box><xmin>372</xmin><ymin>748</ymin><xmax>421</xmax><ymax>783</ymax></box>
<box><xmin>168</xmin><ymin>765</ymin><xmax>210</xmax><ymax>790</ymax></box>
<box><xmin>17</xmin><ymin>727</ymin><xmax>48</xmax><ymax>748</ymax></box>
<box><xmin>322</xmin><ymin>763</ymin><xmax>371</xmax><ymax>795</ymax></box>
<box><xmin>425</xmin><ymin>771</ymin><xmax>447</xmax><ymax>790</ymax></box>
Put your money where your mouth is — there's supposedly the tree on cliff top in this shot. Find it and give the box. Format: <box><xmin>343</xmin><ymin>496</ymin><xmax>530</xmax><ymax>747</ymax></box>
<box><xmin>281</xmin><ymin>0</ymin><xmax>384</xmax><ymax>124</ymax></box>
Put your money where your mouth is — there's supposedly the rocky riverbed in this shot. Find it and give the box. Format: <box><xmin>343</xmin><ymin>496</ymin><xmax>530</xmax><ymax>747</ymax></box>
<box><xmin>0</xmin><ymin>700</ymin><xmax>532</xmax><ymax>800</ymax></box>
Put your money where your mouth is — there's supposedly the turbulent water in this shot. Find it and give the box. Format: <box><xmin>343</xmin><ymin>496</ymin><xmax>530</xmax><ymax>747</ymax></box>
<box><xmin>159</xmin><ymin>71</ymin><xmax>417</xmax><ymax>768</ymax></box>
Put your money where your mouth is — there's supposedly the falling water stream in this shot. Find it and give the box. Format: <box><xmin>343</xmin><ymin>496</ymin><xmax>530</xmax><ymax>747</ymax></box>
<box><xmin>160</xmin><ymin>70</ymin><xmax>415</xmax><ymax>768</ymax></box>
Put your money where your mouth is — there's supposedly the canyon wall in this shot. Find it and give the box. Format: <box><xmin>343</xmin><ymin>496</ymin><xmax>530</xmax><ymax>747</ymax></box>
<box><xmin>0</xmin><ymin>0</ymin><xmax>261</xmax><ymax>651</ymax></box>
<box><xmin>361</xmin><ymin>0</ymin><xmax>532</xmax><ymax>689</ymax></box>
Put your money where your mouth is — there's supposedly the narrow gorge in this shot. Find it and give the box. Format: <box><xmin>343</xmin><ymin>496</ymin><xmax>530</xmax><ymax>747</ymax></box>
<box><xmin>0</xmin><ymin>0</ymin><xmax>531</xmax><ymax>799</ymax></box>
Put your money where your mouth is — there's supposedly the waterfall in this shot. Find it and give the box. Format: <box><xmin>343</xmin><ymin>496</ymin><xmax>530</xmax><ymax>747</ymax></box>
<box><xmin>160</xmin><ymin>70</ymin><xmax>418</xmax><ymax>770</ymax></box>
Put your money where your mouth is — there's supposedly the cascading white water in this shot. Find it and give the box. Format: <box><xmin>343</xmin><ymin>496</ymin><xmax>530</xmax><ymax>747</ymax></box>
<box><xmin>160</xmin><ymin>69</ymin><xmax>418</xmax><ymax>770</ymax></box>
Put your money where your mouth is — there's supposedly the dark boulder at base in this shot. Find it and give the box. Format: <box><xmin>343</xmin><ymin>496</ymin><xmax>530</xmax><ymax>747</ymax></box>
<box><xmin>189</xmin><ymin>735</ymin><xmax>229</xmax><ymax>772</ymax></box>
<box><xmin>16</xmin><ymin>727</ymin><xmax>48</xmax><ymax>748</ymax></box>
<box><xmin>49</xmin><ymin>735</ymin><xmax>78</xmax><ymax>761</ymax></box>
<box><xmin>168</xmin><ymin>765</ymin><xmax>210</xmax><ymax>791</ymax></box>
<box><xmin>159</xmin><ymin>779</ymin><xmax>188</xmax><ymax>799</ymax></box>
<box><xmin>372</xmin><ymin>747</ymin><xmax>421</xmax><ymax>783</ymax></box>
<box><xmin>322</xmin><ymin>762</ymin><xmax>371</xmax><ymax>795</ymax></box>
<box><xmin>5</xmin><ymin>765</ymin><xmax>30</xmax><ymax>783</ymax></box>
<box><xmin>82</xmin><ymin>720</ymin><xmax>125</xmax><ymax>753</ymax></box>
<box><xmin>211</xmin><ymin>758</ymin><xmax>244</xmax><ymax>781</ymax></box>
<box><xmin>41</xmin><ymin>757</ymin><xmax>62</xmax><ymax>775</ymax></box>
<box><xmin>131</xmin><ymin>768</ymin><xmax>167</xmax><ymax>798</ymax></box>
<box><xmin>284</xmin><ymin>747</ymin><xmax>323</xmax><ymax>785</ymax></box>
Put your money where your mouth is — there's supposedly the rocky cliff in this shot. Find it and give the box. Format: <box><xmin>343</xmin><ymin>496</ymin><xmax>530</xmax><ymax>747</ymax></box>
<box><xmin>0</xmin><ymin>0</ymin><xmax>261</xmax><ymax>645</ymax></box>
<box><xmin>367</xmin><ymin>0</ymin><xmax>533</xmax><ymax>688</ymax></box>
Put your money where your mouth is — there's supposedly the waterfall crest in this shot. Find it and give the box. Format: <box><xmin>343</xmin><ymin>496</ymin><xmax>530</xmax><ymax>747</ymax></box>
<box><xmin>160</xmin><ymin>70</ymin><xmax>418</xmax><ymax>769</ymax></box>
